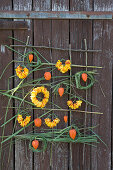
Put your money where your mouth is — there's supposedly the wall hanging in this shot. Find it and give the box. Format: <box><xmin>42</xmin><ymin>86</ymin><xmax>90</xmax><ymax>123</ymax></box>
<box><xmin>0</xmin><ymin>36</ymin><xmax>105</xmax><ymax>161</ymax></box>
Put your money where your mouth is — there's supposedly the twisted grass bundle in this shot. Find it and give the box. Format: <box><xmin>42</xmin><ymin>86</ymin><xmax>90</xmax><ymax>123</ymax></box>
<box><xmin>14</xmin><ymin>124</ymin><xmax>101</xmax><ymax>153</ymax></box>
<box><xmin>25</xmin><ymin>51</ymin><xmax>41</xmax><ymax>67</ymax></box>
<box><xmin>74</xmin><ymin>71</ymin><xmax>96</xmax><ymax>90</ymax></box>
<box><xmin>0</xmin><ymin>36</ymin><xmax>104</xmax><ymax>159</ymax></box>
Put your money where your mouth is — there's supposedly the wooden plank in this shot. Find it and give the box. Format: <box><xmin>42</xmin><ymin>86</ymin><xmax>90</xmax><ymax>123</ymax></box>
<box><xmin>94</xmin><ymin>0</ymin><xmax>113</xmax><ymax>11</ymax></box>
<box><xmin>51</xmin><ymin>1</ymin><xmax>69</xmax><ymax>169</ymax></box>
<box><xmin>70</xmin><ymin>0</ymin><xmax>93</xmax><ymax>11</ymax></box>
<box><xmin>81</xmin><ymin>21</ymin><xmax>93</xmax><ymax>170</ymax></box>
<box><xmin>0</xmin><ymin>29</ymin><xmax>14</xmax><ymax>170</ymax></box>
<box><xmin>51</xmin><ymin>21</ymin><xmax>69</xmax><ymax>170</ymax></box>
<box><xmin>70</xmin><ymin>1</ymin><xmax>93</xmax><ymax>169</ymax></box>
<box><xmin>33</xmin><ymin>20</ymin><xmax>52</xmax><ymax>170</ymax></box>
<box><xmin>0</xmin><ymin>20</ymin><xmax>28</xmax><ymax>30</ymax></box>
<box><xmin>92</xmin><ymin>1</ymin><xmax>112</xmax><ymax>170</ymax></box>
<box><xmin>70</xmin><ymin>20</ymin><xmax>93</xmax><ymax>170</ymax></box>
<box><xmin>33</xmin><ymin>1</ymin><xmax>51</xmax><ymax>170</ymax></box>
<box><xmin>92</xmin><ymin>20</ymin><xmax>112</xmax><ymax>170</ymax></box>
<box><xmin>0</xmin><ymin>1</ymin><xmax>13</xmax><ymax>170</ymax></box>
<box><xmin>13</xmin><ymin>0</ymin><xmax>33</xmax><ymax>170</ymax></box>
<box><xmin>0</xmin><ymin>11</ymin><xmax>112</xmax><ymax>19</ymax></box>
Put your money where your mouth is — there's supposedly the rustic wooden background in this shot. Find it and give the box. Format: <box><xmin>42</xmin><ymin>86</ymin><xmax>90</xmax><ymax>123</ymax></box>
<box><xmin>0</xmin><ymin>0</ymin><xmax>113</xmax><ymax>170</ymax></box>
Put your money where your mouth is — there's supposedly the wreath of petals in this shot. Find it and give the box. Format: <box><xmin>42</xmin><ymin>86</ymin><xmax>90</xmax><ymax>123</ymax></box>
<box><xmin>45</xmin><ymin>118</ymin><xmax>60</xmax><ymax>128</ymax></box>
<box><xmin>17</xmin><ymin>114</ymin><xmax>31</xmax><ymax>127</ymax></box>
<box><xmin>67</xmin><ymin>100</ymin><xmax>82</xmax><ymax>110</ymax></box>
<box><xmin>30</xmin><ymin>86</ymin><xmax>49</xmax><ymax>108</ymax></box>
<box><xmin>55</xmin><ymin>60</ymin><xmax>71</xmax><ymax>73</ymax></box>
<box><xmin>16</xmin><ymin>65</ymin><xmax>29</xmax><ymax>79</ymax></box>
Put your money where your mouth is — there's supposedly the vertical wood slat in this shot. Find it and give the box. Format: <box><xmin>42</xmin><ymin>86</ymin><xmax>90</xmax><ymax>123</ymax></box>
<box><xmin>94</xmin><ymin>0</ymin><xmax>113</xmax><ymax>11</ymax></box>
<box><xmin>0</xmin><ymin>30</ymin><xmax>13</xmax><ymax>170</ymax></box>
<box><xmin>70</xmin><ymin>20</ymin><xmax>84</xmax><ymax>170</ymax></box>
<box><xmin>51</xmin><ymin>0</ymin><xmax>69</xmax><ymax>169</ymax></box>
<box><xmin>33</xmin><ymin>20</ymin><xmax>52</xmax><ymax>170</ymax></box>
<box><xmin>82</xmin><ymin>21</ymin><xmax>93</xmax><ymax>170</ymax></box>
<box><xmin>51</xmin><ymin>20</ymin><xmax>69</xmax><ymax>170</ymax></box>
<box><xmin>92</xmin><ymin>20</ymin><xmax>113</xmax><ymax>170</ymax></box>
<box><xmin>70</xmin><ymin>0</ymin><xmax>93</xmax><ymax>11</ymax></box>
<box><xmin>0</xmin><ymin>0</ymin><xmax>113</xmax><ymax>169</ymax></box>
<box><xmin>33</xmin><ymin>0</ymin><xmax>51</xmax><ymax>170</ymax></box>
<box><xmin>92</xmin><ymin>1</ymin><xmax>112</xmax><ymax>170</ymax></box>
<box><xmin>13</xmin><ymin>0</ymin><xmax>33</xmax><ymax>170</ymax></box>
<box><xmin>0</xmin><ymin>1</ymin><xmax>13</xmax><ymax>170</ymax></box>
<box><xmin>70</xmin><ymin>20</ymin><xmax>93</xmax><ymax>170</ymax></box>
<box><xmin>70</xmin><ymin>1</ymin><xmax>93</xmax><ymax>169</ymax></box>
<box><xmin>91</xmin><ymin>20</ymin><xmax>103</xmax><ymax>170</ymax></box>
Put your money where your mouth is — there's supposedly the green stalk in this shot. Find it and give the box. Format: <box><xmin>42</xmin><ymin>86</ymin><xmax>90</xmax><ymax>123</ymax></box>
<box><xmin>1</xmin><ymin>110</ymin><xmax>51</xmax><ymax>144</ymax></box>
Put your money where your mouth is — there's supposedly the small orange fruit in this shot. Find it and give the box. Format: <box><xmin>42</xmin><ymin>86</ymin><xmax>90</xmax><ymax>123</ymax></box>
<box><xmin>29</xmin><ymin>54</ymin><xmax>33</xmax><ymax>63</ymax></box>
<box><xmin>32</xmin><ymin>140</ymin><xmax>39</xmax><ymax>149</ymax></box>
<box><xmin>44</xmin><ymin>72</ymin><xmax>51</xmax><ymax>80</ymax></box>
<box><xmin>69</xmin><ymin>129</ymin><xmax>76</xmax><ymax>140</ymax></box>
<box><xmin>34</xmin><ymin>118</ymin><xmax>42</xmax><ymax>127</ymax></box>
<box><xmin>81</xmin><ymin>73</ymin><xmax>87</xmax><ymax>82</ymax></box>
<box><xmin>58</xmin><ymin>87</ymin><xmax>64</xmax><ymax>97</ymax></box>
<box><xmin>64</xmin><ymin>115</ymin><xmax>68</xmax><ymax>123</ymax></box>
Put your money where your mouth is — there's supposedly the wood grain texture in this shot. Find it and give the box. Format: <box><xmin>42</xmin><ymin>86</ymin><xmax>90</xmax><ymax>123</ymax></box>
<box><xmin>0</xmin><ymin>21</ymin><xmax>28</xmax><ymax>30</ymax></box>
<box><xmin>33</xmin><ymin>1</ymin><xmax>51</xmax><ymax>170</ymax></box>
<box><xmin>51</xmin><ymin>0</ymin><xmax>69</xmax><ymax>169</ymax></box>
<box><xmin>52</xmin><ymin>0</ymin><xmax>69</xmax><ymax>11</ymax></box>
<box><xmin>0</xmin><ymin>1</ymin><xmax>13</xmax><ymax>170</ymax></box>
<box><xmin>70</xmin><ymin>19</ymin><xmax>93</xmax><ymax>170</ymax></box>
<box><xmin>81</xmin><ymin>20</ymin><xmax>93</xmax><ymax>170</ymax></box>
<box><xmin>92</xmin><ymin>20</ymin><xmax>112</xmax><ymax>170</ymax></box>
<box><xmin>0</xmin><ymin>0</ymin><xmax>113</xmax><ymax>169</ymax></box>
<box><xmin>94</xmin><ymin>0</ymin><xmax>113</xmax><ymax>11</ymax></box>
<box><xmin>33</xmin><ymin>20</ymin><xmax>52</xmax><ymax>170</ymax></box>
<box><xmin>70</xmin><ymin>20</ymin><xmax>83</xmax><ymax>170</ymax></box>
<box><xmin>51</xmin><ymin>20</ymin><xmax>69</xmax><ymax>170</ymax></box>
<box><xmin>0</xmin><ymin>30</ymin><xmax>13</xmax><ymax>170</ymax></box>
<box><xmin>70</xmin><ymin>0</ymin><xmax>93</xmax><ymax>11</ymax></box>
<box><xmin>13</xmin><ymin>0</ymin><xmax>33</xmax><ymax>170</ymax></box>
<box><xmin>70</xmin><ymin>1</ymin><xmax>93</xmax><ymax>170</ymax></box>
<box><xmin>92</xmin><ymin>2</ymin><xmax>112</xmax><ymax>170</ymax></box>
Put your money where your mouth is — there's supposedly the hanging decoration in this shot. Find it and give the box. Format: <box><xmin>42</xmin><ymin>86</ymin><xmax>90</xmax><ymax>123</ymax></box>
<box><xmin>55</xmin><ymin>59</ymin><xmax>71</xmax><ymax>73</ymax></box>
<box><xmin>30</xmin><ymin>86</ymin><xmax>49</xmax><ymax>108</ymax></box>
<box><xmin>16</xmin><ymin>65</ymin><xmax>29</xmax><ymax>79</ymax></box>
<box><xmin>0</xmin><ymin>36</ymin><xmax>104</xmax><ymax>157</ymax></box>
<box><xmin>17</xmin><ymin>114</ymin><xmax>31</xmax><ymax>127</ymax></box>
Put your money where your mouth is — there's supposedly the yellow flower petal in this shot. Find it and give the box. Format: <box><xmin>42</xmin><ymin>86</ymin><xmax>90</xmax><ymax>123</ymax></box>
<box><xmin>30</xmin><ymin>87</ymin><xmax>49</xmax><ymax>108</ymax></box>
<box><xmin>16</xmin><ymin>65</ymin><xmax>29</xmax><ymax>79</ymax></box>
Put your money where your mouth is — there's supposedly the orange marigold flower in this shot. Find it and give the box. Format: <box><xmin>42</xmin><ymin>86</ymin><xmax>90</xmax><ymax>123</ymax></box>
<box><xmin>55</xmin><ymin>60</ymin><xmax>71</xmax><ymax>73</ymax></box>
<box><xmin>17</xmin><ymin>114</ymin><xmax>31</xmax><ymax>127</ymax></box>
<box><xmin>45</xmin><ymin>118</ymin><xmax>60</xmax><ymax>128</ymax></box>
<box><xmin>67</xmin><ymin>100</ymin><xmax>82</xmax><ymax>110</ymax></box>
<box><xmin>16</xmin><ymin>65</ymin><xmax>29</xmax><ymax>79</ymax></box>
<box><xmin>30</xmin><ymin>86</ymin><xmax>49</xmax><ymax>108</ymax></box>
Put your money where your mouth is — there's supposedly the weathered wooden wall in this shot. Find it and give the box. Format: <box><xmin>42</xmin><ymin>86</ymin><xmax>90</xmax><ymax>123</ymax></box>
<box><xmin>0</xmin><ymin>0</ymin><xmax>113</xmax><ymax>170</ymax></box>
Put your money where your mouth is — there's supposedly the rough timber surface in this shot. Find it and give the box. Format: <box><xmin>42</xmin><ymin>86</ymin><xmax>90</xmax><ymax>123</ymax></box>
<box><xmin>33</xmin><ymin>0</ymin><xmax>51</xmax><ymax>170</ymax></box>
<box><xmin>0</xmin><ymin>1</ymin><xmax>13</xmax><ymax>170</ymax></box>
<box><xmin>0</xmin><ymin>0</ymin><xmax>113</xmax><ymax>170</ymax></box>
<box><xmin>13</xmin><ymin>0</ymin><xmax>33</xmax><ymax>170</ymax></box>
<box><xmin>51</xmin><ymin>0</ymin><xmax>69</xmax><ymax>170</ymax></box>
<box><xmin>92</xmin><ymin>1</ymin><xmax>113</xmax><ymax>170</ymax></box>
